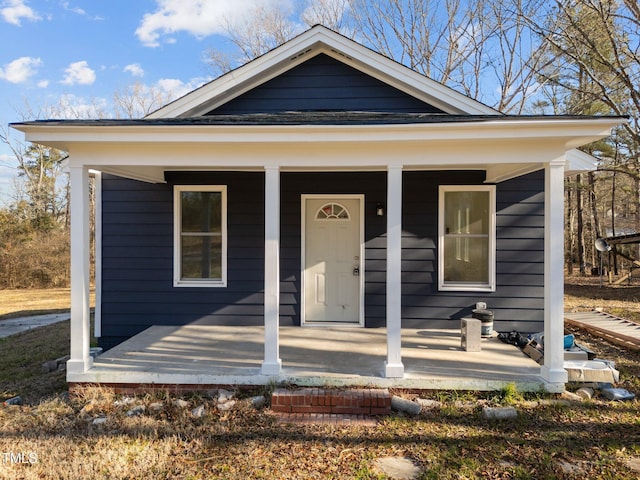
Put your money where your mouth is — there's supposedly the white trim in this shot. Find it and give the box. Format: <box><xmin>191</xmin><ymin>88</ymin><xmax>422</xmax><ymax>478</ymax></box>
<box><xmin>566</xmin><ymin>148</ymin><xmax>598</xmax><ymax>174</ymax></box>
<box><xmin>262</xmin><ymin>166</ymin><xmax>282</xmax><ymax>374</ymax></box>
<box><xmin>300</xmin><ymin>194</ymin><xmax>365</xmax><ymax>327</ymax></box>
<box><xmin>438</xmin><ymin>185</ymin><xmax>496</xmax><ymax>292</ymax></box>
<box><xmin>542</xmin><ymin>161</ymin><xmax>569</xmax><ymax>384</ymax></box>
<box><xmin>147</xmin><ymin>26</ymin><xmax>497</xmax><ymax>118</ymax></box>
<box><xmin>67</xmin><ymin>165</ymin><xmax>93</xmax><ymax>374</ymax></box>
<box><xmin>92</xmin><ymin>170</ymin><xmax>102</xmax><ymax>338</ymax></box>
<box><xmin>173</xmin><ymin>185</ymin><xmax>227</xmax><ymax>287</ymax></box>
<box><xmin>385</xmin><ymin>166</ymin><xmax>404</xmax><ymax>377</ymax></box>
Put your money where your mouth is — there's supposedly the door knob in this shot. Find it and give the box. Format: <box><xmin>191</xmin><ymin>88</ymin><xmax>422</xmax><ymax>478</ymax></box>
<box><xmin>353</xmin><ymin>266</ymin><xmax>360</xmax><ymax>276</ymax></box>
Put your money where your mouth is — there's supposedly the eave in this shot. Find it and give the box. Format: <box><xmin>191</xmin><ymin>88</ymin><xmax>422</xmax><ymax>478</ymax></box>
<box><xmin>11</xmin><ymin>116</ymin><xmax>625</xmax><ymax>184</ymax></box>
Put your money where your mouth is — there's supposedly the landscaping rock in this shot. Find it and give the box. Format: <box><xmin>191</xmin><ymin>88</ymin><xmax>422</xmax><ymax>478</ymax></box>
<box><xmin>173</xmin><ymin>399</ymin><xmax>189</xmax><ymax>409</ymax></box>
<box><xmin>191</xmin><ymin>405</ymin><xmax>205</xmax><ymax>418</ymax></box>
<box><xmin>218</xmin><ymin>400</ymin><xmax>236</xmax><ymax>412</ymax></box>
<box><xmin>126</xmin><ymin>405</ymin><xmax>146</xmax><ymax>417</ymax></box>
<box><xmin>41</xmin><ymin>360</ymin><xmax>58</xmax><ymax>373</ymax></box>
<box><xmin>114</xmin><ymin>396</ymin><xmax>135</xmax><ymax>407</ymax></box>
<box><xmin>251</xmin><ymin>395</ymin><xmax>266</xmax><ymax>409</ymax></box>
<box><xmin>217</xmin><ymin>389</ymin><xmax>234</xmax><ymax>404</ymax></box>
<box><xmin>415</xmin><ymin>398</ymin><xmax>441</xmax><ymax>410</ymax></box>
<box><xmin>373</xmin><ymin>456</ymin><xmax>422</xmax><ymax>480</ymax></box>
<box><xmin>149</xmin><ymin>402</ymin><xmax>164</xmax><ymax>413</ymax></box>
<box><xmin>391</xmin><ymin>396</ymin><xmax>421</xmax><ymax>416</ymax></box>
<box><xmin>482</xmin><ymin>406</ymin><xmax>518</xmax><ymax>420</ymax></box>
<box><xmin>92</xmin><ymin>417</ymin><xmax>107</xmax><ymax>425</ymax></box>
<box><xmin>626</xmin><ymin>456</ymin><xmax>640</xmax><ymax>472</ymax></box>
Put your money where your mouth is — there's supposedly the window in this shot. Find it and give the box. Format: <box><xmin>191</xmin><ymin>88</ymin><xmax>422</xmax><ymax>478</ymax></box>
<box><xmin>315</xmin><ymin>202</ymin><xmax>350</xmax><ymax>220</ymax></box>
<box><xmin>439</xmin><ymin>186</ymin><xmax>495</xmax><ymax>291</ymax></box>
<box><xmin>174</xmin><ymin>186</ymin><xmax>227</xmax><ymax>287</ymax></box>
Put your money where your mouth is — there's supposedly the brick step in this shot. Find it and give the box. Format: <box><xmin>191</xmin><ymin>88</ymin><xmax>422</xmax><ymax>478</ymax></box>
<box><xmin>271</xmin><ymin>388</ymin><xmax>391</xmax><ymax>415</ymax></box>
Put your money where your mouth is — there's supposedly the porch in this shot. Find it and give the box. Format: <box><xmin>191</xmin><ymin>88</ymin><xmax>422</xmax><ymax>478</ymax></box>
<box><xmin>68</xmin><ymin>326</ymin><xmax>550</xmax><ymax>392</ymax></box>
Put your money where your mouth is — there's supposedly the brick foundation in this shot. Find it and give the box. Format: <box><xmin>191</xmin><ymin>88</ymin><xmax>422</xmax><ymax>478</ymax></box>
<box><xmin>271</xmin><ymin>388</ymin><xmax>391</xmax><ymax>415</ymax></box>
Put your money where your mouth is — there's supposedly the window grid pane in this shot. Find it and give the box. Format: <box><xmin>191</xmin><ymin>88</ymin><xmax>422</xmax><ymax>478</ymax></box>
<box><xmin>441</xmin><ymin>188</ymin><xmax>492</xmax><ymax>288</ymax></box>
<box><xmin>177</xmin><ymin>188</ymin><xmax>224</xmax><ymax>283</ymax></box>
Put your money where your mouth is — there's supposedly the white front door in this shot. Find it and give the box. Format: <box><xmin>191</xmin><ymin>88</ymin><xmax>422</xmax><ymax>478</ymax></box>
<box><xmin>303</xmin><ymin>196</ymin><xmax>363</xmax><ymax>325</ymax></box>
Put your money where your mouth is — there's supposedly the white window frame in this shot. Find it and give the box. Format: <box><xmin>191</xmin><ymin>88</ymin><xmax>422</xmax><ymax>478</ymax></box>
<box><xmin>173</xmin><ymin>185</ymin><xmax>227</xmax><ymax>287</ymax></box>
<box><xmin>438</xmin><ymin>185</ymin><xmax>496</xmax><ymax>292</ymax></box>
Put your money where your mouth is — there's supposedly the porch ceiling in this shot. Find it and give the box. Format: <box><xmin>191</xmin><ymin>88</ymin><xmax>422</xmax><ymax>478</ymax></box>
<box><xmin>74</xmin><ymin>325</ymin><xmax>548</xmax><ymax>392</ymax></box>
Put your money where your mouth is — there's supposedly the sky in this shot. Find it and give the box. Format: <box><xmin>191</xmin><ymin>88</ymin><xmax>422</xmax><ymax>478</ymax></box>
<box><xmin>0</xmin><ymin>0</ymin><xmax>312</xmax><ymax>204</ymax></box>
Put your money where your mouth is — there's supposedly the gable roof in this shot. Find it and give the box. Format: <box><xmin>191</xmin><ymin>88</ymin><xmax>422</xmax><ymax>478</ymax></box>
<box><xmin>147</xmin><ymin>25</ymin><xmax>499</xmax><ymax>119</ymax></box>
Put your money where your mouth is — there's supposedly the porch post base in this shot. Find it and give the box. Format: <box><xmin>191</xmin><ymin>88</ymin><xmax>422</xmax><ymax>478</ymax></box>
<box><xmin>540</xmin><ymin>365</ymin><xmax>568</xmax><ymax>384</ymax></box>
<box><xmin>384</xmin><ymin>362</ymin><xmax>404</xmax><ymax>378</ymax></box>
<box><xmin>66</xmin><ymin>357</ymin><xmax>93</xmax><ymax>374</ymax></box>
<box><xmin>261</xmin><ymin>360</ymin><xmax>282</xmax><ymax>376</ymax></box>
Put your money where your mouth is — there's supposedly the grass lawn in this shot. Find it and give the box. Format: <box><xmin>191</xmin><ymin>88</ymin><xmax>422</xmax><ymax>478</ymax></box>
<box><xmin>0</xmin><ymin>278</ymin><xmax>639</xmax><ymax>479</ymax></box>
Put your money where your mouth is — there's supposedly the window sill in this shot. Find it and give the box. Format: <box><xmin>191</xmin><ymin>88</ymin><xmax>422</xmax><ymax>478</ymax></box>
<box><xmin>174</xmin><ymin>280</ymin><xmax>227</xmax><ymax>288</ymax></box>
<box><xmin>439</xmin><ymin>284</ymin><xmax>495</xmax><ymax>292</ymax></box>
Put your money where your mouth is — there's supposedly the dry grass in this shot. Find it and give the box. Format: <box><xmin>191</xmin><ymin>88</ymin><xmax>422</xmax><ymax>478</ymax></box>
<box><xmin>0</xmin><ymin>280</ymin><xmax>639</xmax><ymax>479</ymax></box>
<box><xmin>564</xmin><ymin>274</ymin><xmax>640</xmax><ymax>323</ymax></box>
<box><xmin>0</xmin><ymin>288</ymin><xmax>95</xmax><ymax>319</ymax></box>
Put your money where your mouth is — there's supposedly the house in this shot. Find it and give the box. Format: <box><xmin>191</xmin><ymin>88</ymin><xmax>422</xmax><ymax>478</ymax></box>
<box><xmin>12</xmin><ymin>25</ymin><xmax>624</xmax><ymax>391</ymax></box>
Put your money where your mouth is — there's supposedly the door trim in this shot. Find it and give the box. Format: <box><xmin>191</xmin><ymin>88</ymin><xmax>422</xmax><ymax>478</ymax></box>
<box><xmin>301</xmin><ymin>194</ymin><xmax>365</xmax><ymax>327</ymax></box>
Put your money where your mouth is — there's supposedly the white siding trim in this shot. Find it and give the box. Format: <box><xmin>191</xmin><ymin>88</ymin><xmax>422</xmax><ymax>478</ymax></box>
<box><xmin>92</xmin><ymin>170</ymin><xmax>102</xmax><ymax>338</ymax></box>
<box><xmin>173</xmin><ymin>185</ymin><xmax>228</xmax><ymax>287</ymax></box>
<box><xmin>438</xmin><ymin>185</ymin><xmax>496</xmax><ymax>292</ymax></box>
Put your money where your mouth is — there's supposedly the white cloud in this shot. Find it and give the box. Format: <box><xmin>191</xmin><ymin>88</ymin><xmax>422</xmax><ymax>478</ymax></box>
<box><xmin>156</xmin><ymin>77</ymin><xmax>207</xmax><ymax>100</ymax></box>
<box><xmin>1</xmin><ymin>0</ymin><xmax>41</xmax><ymax>25</ymax></box>
<box><xmin>37</xmin><ymin>79</ymin><xmax>49</xmax><ymax>88</ymax></box>
<box><xmin>61</xmin><ymin>61</ymin><xmax>96</xmax><ymax>85</ymax></box>
<box><xmin>124</xmin><ymin>63</ymin><xmax>144</xmax><ymax>78</ymax></box>
<box><xmin>136</xmin><ymin>0</ymin><xmax>289</xmax><ymax>47</ymax></box>
<box><xmin>0</xmin><ymin>56</ymin><xmax>42</xmax><ymax>84</ymax></box>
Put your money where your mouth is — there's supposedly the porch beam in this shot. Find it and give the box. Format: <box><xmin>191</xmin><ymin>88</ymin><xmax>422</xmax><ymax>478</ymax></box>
<box><xmin>541</xmin><ymin>160</ymin><xmax>568</xmax><ymax>385</ymax></box>
<box><xmin>261</xmin><ymin>165</ymin><xmax>282</xmax><ymax>375</ymax></box>
<box><xmin>67</xmin><ymin>164</ymin><xmax>93</xmax><ymax>374</ymax></box>
<box><xmin>385</xmin><ymin>165</ymin><xmax>405</xmax><ymax>377</ymax></box>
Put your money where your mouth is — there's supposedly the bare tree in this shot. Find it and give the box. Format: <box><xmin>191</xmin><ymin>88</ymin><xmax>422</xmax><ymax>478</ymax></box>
<box><xmin>205</xmin><ymin>3</ymin><xmax>300</xmax><ymax>76</ymax></box>
<box><xmin>113</xmin><ymin>81</ymin><xmax>176</xmax><ymax>119</ymax></box>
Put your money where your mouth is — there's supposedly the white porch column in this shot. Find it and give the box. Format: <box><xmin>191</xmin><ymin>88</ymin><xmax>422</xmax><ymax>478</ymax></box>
<box><xmin>385</xmin><ymin>165</ymin><xmax>405</xmax><ymax>377</ymax></box>
<box><xmin>67</xmin><ymin>165</ymin><xmax>93</xmax><ymax>374</ymax></box>
<box><xmin>92</xmin><ymin>170</ymin><xmax>102</xmax><ymax>338</ymax></box>
<box><xmin>262</xmin><ymin>165</ymin><xmax>282</xmax><ymax>375</ymax></box>
<box><xmin>541</xmin><ymin>160</ymin><xmax>568</xmax><ymax>385</ymax></box>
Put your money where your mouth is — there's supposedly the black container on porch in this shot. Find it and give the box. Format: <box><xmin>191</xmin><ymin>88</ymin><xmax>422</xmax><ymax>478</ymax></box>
<box><xmin>472</xmin><ymin>309</ymin><xmax>494</xmax><ymax>338</ymax></box>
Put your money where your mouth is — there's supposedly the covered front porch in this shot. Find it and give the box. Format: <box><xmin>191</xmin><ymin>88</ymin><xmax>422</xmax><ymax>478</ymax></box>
<box><xmin>68</xmin><ymin>325</ymin><xmax>548</xmax><ymax>392</ymax></box>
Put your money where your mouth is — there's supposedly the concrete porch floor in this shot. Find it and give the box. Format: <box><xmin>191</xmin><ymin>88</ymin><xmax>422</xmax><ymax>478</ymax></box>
<box><xmin>71</xmin><ymin>326</ymin><xmax>553</xmax><ymax>392</ymax></box>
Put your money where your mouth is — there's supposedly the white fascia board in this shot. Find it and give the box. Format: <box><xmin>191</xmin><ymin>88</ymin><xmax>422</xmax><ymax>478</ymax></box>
<box><xmin>147</xmin><ymin>25</ymin><xmax>497</xmax><ymax>118</ymax></box>
<box><xmin>16</xmin><ymin>117</ymin><xmax>623</xmax><ymax>149</ymax></box>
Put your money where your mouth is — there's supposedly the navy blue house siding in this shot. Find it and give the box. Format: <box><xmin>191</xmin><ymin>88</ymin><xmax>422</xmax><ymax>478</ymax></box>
<box><xmin>99</xmin><ymin>170</ymin><xmax>544</xmax><ymax>349</ymax></box>
<box><xmin>401</xmin><ymin>170</ymin><xmax>544</xmax><ymax>333</ymax></box>
<box><xmin>207</xmin><ymin>54</ymin><xmax>444</xmax><ymax>115</ymax></box>
<box><xmin>100</xmin><ymin>172</ymin><xmax>266</xmax><ymax>350</ymax></box>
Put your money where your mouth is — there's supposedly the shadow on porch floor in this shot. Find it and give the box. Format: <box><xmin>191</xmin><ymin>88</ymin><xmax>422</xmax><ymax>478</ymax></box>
<box><xmin>74</xmin><ymin>326</ymin><xmax>547</xmax><ymax>392</ymax></box>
